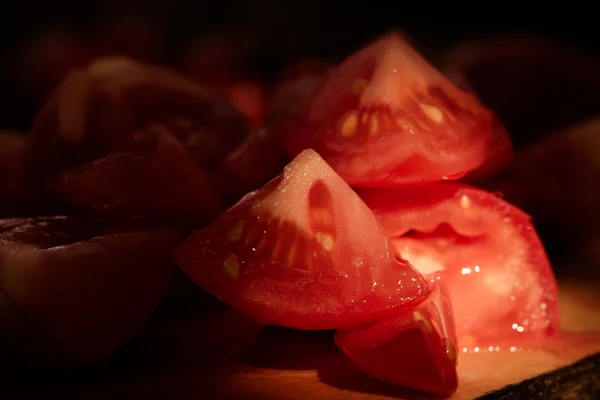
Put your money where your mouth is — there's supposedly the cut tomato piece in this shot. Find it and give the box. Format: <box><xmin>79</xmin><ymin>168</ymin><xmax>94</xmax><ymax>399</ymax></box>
<box><xmin>25</xmin><ymin>57</ymin><xmax>248</xmax><ymax>180</ymax></box>
<box><xmin>177</xmin><ymin>149</ymin><xmax>431</xmax><ymax>330</ymax></box>
<box><xmin>49</xmin><ymin>133</ymin><xmax>221</xmax><ymax>225</ymax></box>
<box><xmin>360</xmin><ymin>183</ymin><xmax>559</xmax><ymax>349</ymax></box>
<box><xmin>335</xmin><ymin>285</ymin><xmax>458</xmax><ymax>395</ymax></box>
<box><xmin>0</xmin><ymin>216</ymin><xmax>181</xmax><ymax>366</ymax></box>
<box><xmin>284</xmin><ymin>33</ymin><xmax>495</xmax><ymax>187</ymax></box>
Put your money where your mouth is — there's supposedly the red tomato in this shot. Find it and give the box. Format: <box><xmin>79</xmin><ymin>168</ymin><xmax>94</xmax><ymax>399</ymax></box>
<box><xmin>177</xmin><ymin>149</ymin><xmax>431</xmax><ymax>330</ymax></box>
<box><xmin>284</xmin><ymin>33</ymin><xmax>495</xmax><ymax>187</ymax></box>
<box><xmin>359</xmin><ymin>183</ymin><xmax>559</xmax><ymax>350</ymax></box>
<box><xmin>335</xmin><ymin>285</ymin><xmax>458</xmax><ymax>395</ymax></box>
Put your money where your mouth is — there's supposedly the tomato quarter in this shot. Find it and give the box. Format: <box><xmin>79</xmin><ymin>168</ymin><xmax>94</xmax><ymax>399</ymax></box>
<box><xmin>284</xmin><ymin>33</ymin><xmax>495</xmax><ymax>187</ymax></box>
<box><xmin>335</xmin><ymin>285</ymin><xmax>458</xmax><ymax>395</ymax></box>
<box><xmin>177</xmin><ymin>149</ymin><xmax>431</xmax><ymax>330</ymax></box>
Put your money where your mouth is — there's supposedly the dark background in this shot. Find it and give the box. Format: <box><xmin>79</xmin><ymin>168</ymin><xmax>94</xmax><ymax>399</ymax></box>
<box><xmin>0</xmin><ymin>1</ymin><xmax>598</xmax><ymax>130</ymax></box>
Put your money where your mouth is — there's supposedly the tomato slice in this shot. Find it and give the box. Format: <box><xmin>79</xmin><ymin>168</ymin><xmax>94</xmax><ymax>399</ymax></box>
<box><xmin>359</xmin><ymin>183</ymin><xmax>559</xmax><ymax>350</ymax></box>
<box><xmin>335</xmin><ymin>285</ymin><xmax>458</xmax><ymax>395</ymax></box>
<box><xmin>284</xmin><ymin>33</ymin><xmax>495</xmax><ymax>187</ymax></box>
<box><xmin>177</xmin><ymin>149</ymin><xmax>431</xmax><ymax>330</ymax></box>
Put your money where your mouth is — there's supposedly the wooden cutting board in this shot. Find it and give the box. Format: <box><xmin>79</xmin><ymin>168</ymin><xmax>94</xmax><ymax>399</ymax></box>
<box><xmin>2</xmin><ymin>276</ymin><xmax>599</xmax><ymax>400</ymax></box>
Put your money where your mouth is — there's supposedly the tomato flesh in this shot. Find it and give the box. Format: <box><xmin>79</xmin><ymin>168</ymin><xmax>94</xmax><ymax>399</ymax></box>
<box><xmin>335</xmin><ymin>285</ymin><xmax>458</xmax><ymax>395</ymax></box>
<box><xmin>285</xmin><ymin>33</ymin><xmax>494</xmax><ymax>187</ymax></box>
<box><xmin>360</xmin><ymin>183</ymin><xmax>559</xmax><ymax>349</ymax></box>
<box><xmin>177</xmin><ymin>149</ymin><xmax>431</xmax><ymax>330</ymax></box>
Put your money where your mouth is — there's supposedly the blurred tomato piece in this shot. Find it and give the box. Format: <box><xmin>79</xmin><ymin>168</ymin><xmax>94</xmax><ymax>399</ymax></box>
<box><xmin>26</xmin><ymin>57</ymin><xmax>248</xmax><ymax>175</ymax></box>
<box><xmin>22</xmin><ymin>57</ymin><xmax>247</xmax><ymax>217</ymax></box>
<box><xmin>0</xmin><ymin>216</ymin><xmax>181</xmax><ymax>367</ymax></box>
<box><xmin>335</xmin><ymin>285</ymin><xmax>458</xmax><ymax>395</ymax></box>
<box><xmin>49</xmin><ymin>133</ymin><xmax>222</xmax><ymax>226</ymax></box>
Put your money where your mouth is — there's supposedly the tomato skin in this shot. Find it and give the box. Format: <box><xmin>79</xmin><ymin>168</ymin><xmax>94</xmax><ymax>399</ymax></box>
<box><xmin>284</xmin><ymin>33</ymin><xmax>494</xmax><ymax>187</ymax></box>
<box><xmin>177</xmin><ymin>149</ymin><xmax>431</xmax><ymax>330</ymax></box>
<box><xmin>359</xmin><ymin>183</ymin><xmax>559</xmax><ymax>349</ymax></box>
<box><xmin>335</xmin><ymin>285</ymin><xmax>458</xmax><ymax>395</ymax></box>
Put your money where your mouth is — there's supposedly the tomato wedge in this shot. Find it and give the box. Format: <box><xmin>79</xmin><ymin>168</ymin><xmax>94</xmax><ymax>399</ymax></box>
<box><xmin>284</xmin><ymin>33</ymin><xmax>495</xmax><ymax>187</ymax></box>
<box><xmin>177</xmin><ymin>149</ymin><xmax>431</xmax><ymax>330</ymax></box>
<box><xmin>335</xmin><ymin>285</ymin><xmax>458</xmax><ymax>395</ymax></box>
<box><xmin>359</xmin><ymin>183</ymin><xmax>559</xmax><ymax>350</ymax></box>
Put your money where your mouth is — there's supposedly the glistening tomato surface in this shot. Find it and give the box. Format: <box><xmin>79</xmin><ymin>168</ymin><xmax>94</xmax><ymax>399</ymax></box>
<box><xmin>177</xmin><ymin>150</ymin><xmax>431</xmax><ymax>330</ymax></box>
<box><xmin>284</xmin><ymin>33</ymin><xmax>495</xmax><ymax>187</ymax></box>
<box><xmin>335</xmin><ymin>285</ymin><xmax>458</xmax><ymax>395</ymax></box>
<box><xmin>360</xmin><ymin>183</ymin><xmax>559</xmax><ymax>350</ymax></box>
